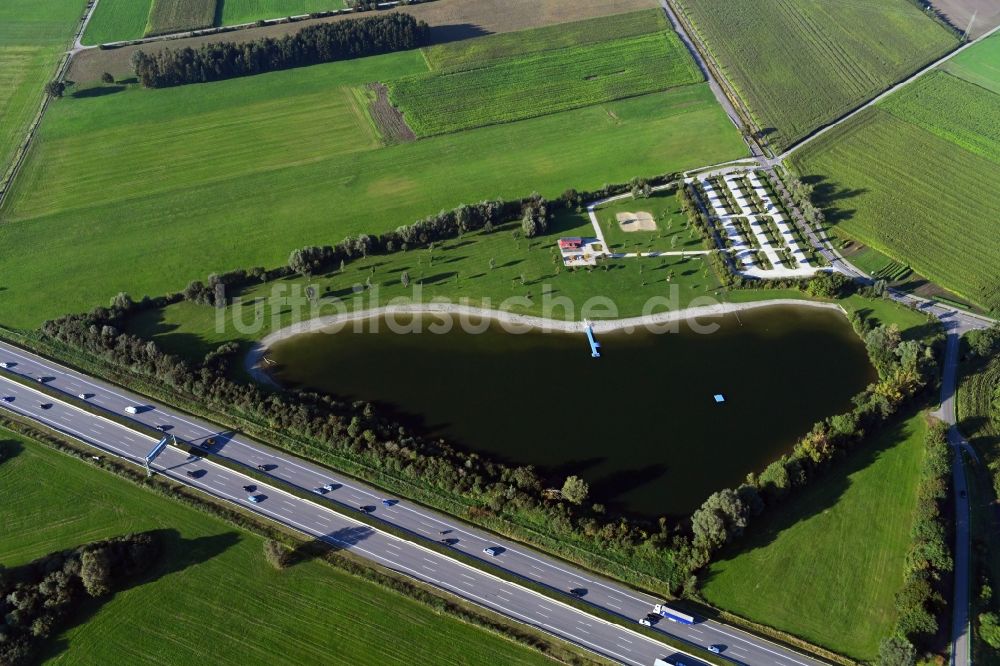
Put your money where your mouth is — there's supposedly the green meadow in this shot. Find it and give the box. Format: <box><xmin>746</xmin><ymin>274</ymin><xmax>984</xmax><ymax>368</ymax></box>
<box><xmin>127</xmin><ymin>209</ymin><xmax>726</xmax><ymax>362</ymax></box>
<box><xmin>390</xmin><ymin>31</ymin><xmax>701</xmax><ymax>136</ymax></box>
<box><xmin>1</xmin><ymin>45</ymin><xmax>746</xmax><ymax>329</ymax></box>
<box><xmin>81</xmin><ymin>0</ymin><xmax>154</xmax><ymax>44</ymax></box>
<box><xmin>944</xmin><ymin>33</ymin><xmax>1000</xmax><ymax>95</ymax></box>
<box><xmin>422</xmin><ymin>9</ymin><xmax>665</xmax><ymax>71</ymax></box>
<box><xmin>702</xmin><ymin>413</ymin><xmax>928</xmax><ymax>661</ymax></box>
<box><xmin>82</xmin><ymin>0</ymin><xmax>349</xmax><ymax>44</ymax></box>
<box><xmin>218</xmin><ymin>0</ymin><xmax>348</xmax><ymax>27</ymax></box>
<box><xmin>0</xmin><ymin>0</ymin><xmax>86</xmax><ymax>178</ymax></box>
<box><xmin>0</xmin><ymin>432</ymin><xmax>556</xmax><ymax>665</ymax></box>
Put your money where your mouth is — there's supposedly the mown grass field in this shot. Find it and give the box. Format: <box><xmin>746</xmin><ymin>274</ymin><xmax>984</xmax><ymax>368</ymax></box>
<box><xmin>147</xmin><ymin>0</ymin><xmax>218</xmax><ymax>36</ymax></box>
<box><xmin>390</xmin><ymin>29</ymin><xmax>701</xmax><ymax>136</ymax></box>
<box><xmin>0</xmin><ymin>44</ymin><xmax>745</xmax><ymax>329</ymax></box>
<box><xmin>791</xmin><ymin>60</ymin><xmax>1000</xmax><ymax>313</ymax></box>
<box><xmin>673</xmin><ymin>0</ymin><xmax>957</xmax><ymax>150</ymax></box>
<box><xmin>219</xmin><ymin>0</ymin><xmax>347</xmax><ymax>25</ymax></box>
<box><xmin>701</xmin><ymin>412</ymin><xmax>928</xmax><ymax>661</ymax></box>
<box><xmin>944</xmin><ymin>33</ymin><xmax>1000</xmax><ymax>95</ymax></box>
<box><xmin>81</xmin><ymin>0</ymin><xmax>154</xmax><ymax>44</ymax></box>
<box><xmin>0</xmin><ymin>0</ymin><xmax>86</xmax><ymax>178</ymax></box>
<box><xmin>423</xmin><ymin>8</ymin><xmax>663</xmax><ymax>71</ymax></box>
<box><xmin>0</xmin><ymin>432</ymin><xmax>557</xmax><ymax>665</ymax></box>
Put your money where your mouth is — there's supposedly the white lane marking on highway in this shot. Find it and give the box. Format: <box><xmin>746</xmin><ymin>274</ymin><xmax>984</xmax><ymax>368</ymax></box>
<box><xmin>617</xmin><ymin>636</ymin><xmax>632</xmax><ymax>644</ymax></box>
<box><xmin>607</xmin><ymin>603</ymin><xmax>622</xmax><ymax>610</ymax></box>
<box><xmin>459</xmin><ymin>573</ymin><xmax>475</xmax><ymax>581</ymax></box>
<box><xmin>3</xmin><ymin>355</ymin><xmax>823</xmax><ymax>666</ymax></box>
<box><xmin>421</xmin><ymin>565</ymin><xmax>436</xmax><ymax>573</ymax></box>
<box><xmin>0</xmin><ymin>388</ymin><xmax>692</xmax><ymax>666</ymax></box>
<box><xmin>1</xmin><ymin>352</ymin><xmax>665</xmax><ymax>621</ymax></box>
<box><xmin>539</xmin><ymin>624</ymin><xmax>643</xmax><ymax>666</ymax></box>
<box><xmin>616</xmin><ymin>643</ymin><xmax>632</xmax><ymax>652</ymax></box>
<box><xmin>708</xmin><ymin>624</ymin><xmax>816</xmax><ymax>666</ymax></box>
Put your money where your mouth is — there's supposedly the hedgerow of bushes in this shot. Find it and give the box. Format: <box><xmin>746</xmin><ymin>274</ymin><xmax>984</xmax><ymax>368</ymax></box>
<box><xmin>132</xmin><ymin>13</ymin><xmax>430</xmax><ymax>88</ymax></box>
<box><xmin>0</xmin><ymin>532</ymin><xmax>160</xmax><ymax>665</ymax></box>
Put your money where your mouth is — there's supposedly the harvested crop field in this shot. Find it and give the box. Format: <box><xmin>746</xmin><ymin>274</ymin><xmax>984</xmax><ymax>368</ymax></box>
<box><xmin>931</xmin><ymin>0</ymin><xmax>1000</xmax><ymax>39</ymax></box>
<box><xmin>673</xmin><ymin>0</ymin><xmax>958</xmax><ymax>151</ymax></box>
<box><xmin>69</xmin><ymin>0</ymin><xmax>658</xmax><ymax>81</ymax></box>
<box><xmin>147</xmin><ymin>0</ymin><xmax>218</xmax><ymax>36</ymax></box>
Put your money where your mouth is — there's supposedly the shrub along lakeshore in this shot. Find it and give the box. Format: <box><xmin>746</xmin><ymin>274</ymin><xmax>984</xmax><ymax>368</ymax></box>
<box><xmin>26</xmin><ymin>179</ymin><xmax>943</xmax><ymax>603</ymax></box>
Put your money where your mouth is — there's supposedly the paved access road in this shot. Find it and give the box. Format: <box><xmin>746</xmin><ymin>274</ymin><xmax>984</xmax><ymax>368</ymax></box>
<box><xmin>0</xmin><ymin>340</ymin><xmax>826</xmax><ymax>666</ymax></box>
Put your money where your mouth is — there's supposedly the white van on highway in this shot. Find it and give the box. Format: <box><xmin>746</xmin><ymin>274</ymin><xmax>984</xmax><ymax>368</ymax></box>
<box><xmin>125</xmin><ymin>405</ymin><xmax>139</xmax><ymax>414</ymax></box>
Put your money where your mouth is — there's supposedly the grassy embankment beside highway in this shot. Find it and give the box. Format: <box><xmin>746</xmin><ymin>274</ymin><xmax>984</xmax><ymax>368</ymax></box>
<box><xmin>700</xmin><ymin>411</ymin><xmax>929</xmax><ymax>662</ymax></box>
<box><xmin>0</xmin><ymin>425</ymin><xmax>595</xmax><ymax>666</ymax></box>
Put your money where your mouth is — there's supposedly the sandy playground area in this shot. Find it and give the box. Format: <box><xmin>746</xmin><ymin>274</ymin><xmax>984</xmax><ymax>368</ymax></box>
<box><xmin>616</xmin><ymin>211</ymin><xmax>657</xmax><ymax>232</ymax></box>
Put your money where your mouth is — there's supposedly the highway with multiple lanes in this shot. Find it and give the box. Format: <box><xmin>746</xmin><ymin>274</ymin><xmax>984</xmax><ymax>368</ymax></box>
<box><xmin>0</xmin><ymin>339</ymin><xmax>827</xmax><ymax>666</ymax></box>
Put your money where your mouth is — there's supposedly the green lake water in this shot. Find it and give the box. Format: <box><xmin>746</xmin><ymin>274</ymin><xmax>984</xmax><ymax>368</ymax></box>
<box><xmin>267</xmin><ymin>306</ymin><xmax>875</xmax><ymax>517</ymax></box>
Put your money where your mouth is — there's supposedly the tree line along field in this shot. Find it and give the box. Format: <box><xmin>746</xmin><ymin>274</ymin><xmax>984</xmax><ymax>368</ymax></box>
<box><xmin>701</xmin><ymin>412</ymin><xmax>928</xmax><ymax>661</ymax></box>
<box><xmin>82</xmin><ymin>0</ymin><xmax>347</xmax><ymax>44</ymax></box>
<box><xmin>672</xmin><ymin>0</ymin><xmax>958</xmax><ymax>151</ymax></box>
<box><xmin>0</xmin><ymin>0</ymin><xmax>87</xmax><ymax>181</ymax></box>
<box><xmin>0</xmin><ymin>28</ymin><xmax>746</xmax><ymax>330</ymax></box>
<box><xmin>790</xmin><ymin>44</ymin><xmax>1000</xmax><ymax>313</ymax></box>
<box><xmin>388</xmin><ymin>29</ymin><xmax>702</xmax><ymax>136</ymax></box>
<box><xmin>0</xmin><ymin>433</ymin><xmax>557</xmax><ymax>665</ymax></box>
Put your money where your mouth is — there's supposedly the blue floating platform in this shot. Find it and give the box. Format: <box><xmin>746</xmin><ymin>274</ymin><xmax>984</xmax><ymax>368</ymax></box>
<box><xmin>713</xmin><ymin>394</ymin><xmax>725</xmax><ymax>403</ymax></box>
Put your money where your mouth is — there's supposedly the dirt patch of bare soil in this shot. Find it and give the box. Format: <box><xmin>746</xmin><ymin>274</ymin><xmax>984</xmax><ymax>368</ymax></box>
<box><xmin>931</xmin><ymin>0</ymin><xmax>1000</xmax><ymax>38</ymax></box>
<box><xmin>69</xmin><ymin>0</ymin><xmax>659</xmax><ymax>82</ymax></box>
<box><xmin>616</xmin><ymin>211</ymin><xmax>657</xmax><ymax>232</ymax></box>
<box><xmin>366</xmin><ymin>82</ymin><xmax>415</xmax><ymax>144</ymax></box>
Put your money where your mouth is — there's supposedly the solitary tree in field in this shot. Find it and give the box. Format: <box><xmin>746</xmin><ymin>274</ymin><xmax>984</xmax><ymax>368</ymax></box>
<box><xmin>561</xmin><ymin>476</ymin><xmax>589</xmax><ymax>504</ymax></box>
<box><xmin>339</xmin><ymin>259</ymin><xmax>346</xmax><ymax>273</ymax></box>
<box><xmin>400</xmin><ymin>271</ymin><xmax>410</xmax><ymax>288</ymax></box>
<box><xmin>101</xmin><ymin>72</ymin><xmax>114</xmax><ymax>84</ymax></box>
<box><xmin>45</xmin><ymin>80</ymin><xmax>65</xmax><ymax>98</ymax></box>
<box><xmin>489</xmin><ymin>257</ymin><xmax>496</xmax><ymax>270</ymax></box>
